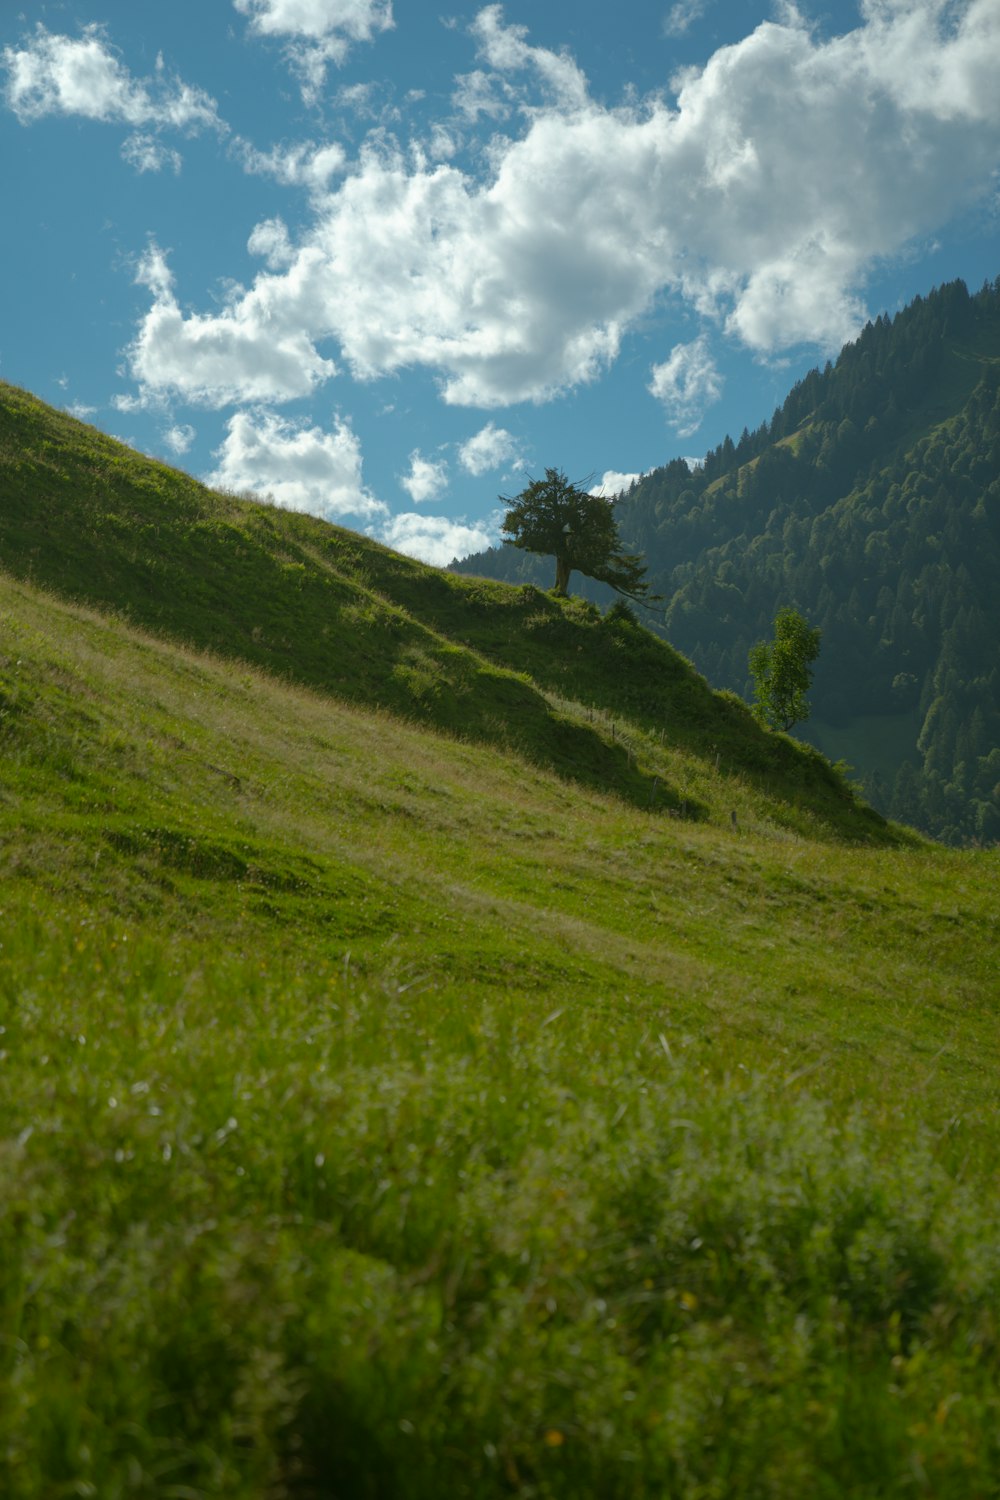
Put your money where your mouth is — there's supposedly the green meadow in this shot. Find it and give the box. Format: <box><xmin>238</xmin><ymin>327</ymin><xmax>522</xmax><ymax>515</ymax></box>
<box><xmin>1</xmin><ymin>385</ymin><xmax>999</xmax><ymax>1497</ymax></box>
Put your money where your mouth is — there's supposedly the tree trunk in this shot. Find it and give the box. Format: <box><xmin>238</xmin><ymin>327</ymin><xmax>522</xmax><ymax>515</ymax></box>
<box><xmin>553</xmin><ymin>554</ymin><xmax>572</xmax><ymax>595</ymax></box>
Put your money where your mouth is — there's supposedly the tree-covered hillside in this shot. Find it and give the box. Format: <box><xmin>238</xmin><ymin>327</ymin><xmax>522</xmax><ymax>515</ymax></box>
<box><xmin>456</xmin><ymin>278</ymin><xmax>1000</xmax><ymax>844</ymax></box>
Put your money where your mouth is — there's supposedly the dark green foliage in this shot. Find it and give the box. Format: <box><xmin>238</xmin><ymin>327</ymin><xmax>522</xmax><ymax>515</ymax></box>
<box><xmin>500</xmin><ymin>467</ymin><xmax>651</xmax><ymax>599</ymax></box>
<box><xmin>457</xmin><ymin>278</ymin><xmax>1000</xmax><ymax>843</ymax></box>
<box><xmin>749</xmin><ymin>607</ymin><xmax>821</xmax><ymax>732</ymax></box>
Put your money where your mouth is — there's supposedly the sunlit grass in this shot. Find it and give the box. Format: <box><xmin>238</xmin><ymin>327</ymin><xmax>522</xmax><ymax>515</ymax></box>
<box><xmin>1</xmin><ymin>571</ymin><xmax>999</xmax><ymax>1495</ymax></box>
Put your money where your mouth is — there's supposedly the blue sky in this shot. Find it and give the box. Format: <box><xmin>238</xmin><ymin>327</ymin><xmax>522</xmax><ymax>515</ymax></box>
<box><xmin>3</xmin><ymin>0</ymin><xmax>998</xmax><ymax>564</ymax></box>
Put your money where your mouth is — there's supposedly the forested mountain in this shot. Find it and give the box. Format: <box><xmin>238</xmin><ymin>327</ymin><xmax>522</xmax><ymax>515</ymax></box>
<box><xmin>455</xmin><ymin>278</ymin><xmax>1000</xmax><ymax>844</ymax></box>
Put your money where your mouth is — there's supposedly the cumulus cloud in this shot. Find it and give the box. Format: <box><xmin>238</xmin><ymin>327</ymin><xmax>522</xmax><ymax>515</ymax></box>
<box><xmin>649</xmin><ymin>336</ymin><xmax>723</xmax><ymax>435</ymax></box>
<box><xmin>234</xmin><ymin>0</ymin><xmax>394</xmax><ymax>103</ymax></box>
<box><xmin>378</xmin><ymin>512</ymin><xmax>496</xmax><ymax>567</ymax></box>
<box><xmin>457</xmin><ymin>422</ymin><xmax>522</xmax><ymax>475</ymax></box>
<box><xmin>125</xmin><ymin>242</ymin><xmax>336</xmax><ymax>407</ymax></box>
<box><xmin>400</xmin><ymin>451</ymin><xmax>449</xmax><ymax>503</ymax></box>
<box><xmin>121</xmin><ymin>1</ymin><xmax>1000</xmax><ymax>413</ymax></box>
<box><xmin>3</xmin><ymin>25</ymin><xmax>221</xmax><ymax>136</ymax></box>
<box><xmin>206</xmin><ymin>408</ymin><xmax>386</xmax><ymax>521</ymax></box>
<box><xmin>590</xmin><ymin>470</ymin><xmax>643</xmax><ymax>498</ymax></box>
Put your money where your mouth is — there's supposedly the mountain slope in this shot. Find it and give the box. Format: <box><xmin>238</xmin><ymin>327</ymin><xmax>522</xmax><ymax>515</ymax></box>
<box><xmin>0</xmin><ymin>379</ymin><xmax>892</xmax><ymax>843</ymax></box>
<box><xmin>2</xmin><ymin>569</ymin><xmax>999</xmax><ymax>1498</ymax></box>
<box><xmin>455</xmin><ymin>277</ymin><xmax>1000</xmax><ymax>844</ymax></box>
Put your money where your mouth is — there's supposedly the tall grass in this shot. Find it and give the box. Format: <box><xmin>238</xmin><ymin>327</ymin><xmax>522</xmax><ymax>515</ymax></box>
<box><xmin>1</xmin><ymin>573</ymin><xmax>999</xmax><ymax>1495</ymax></box>
<box><xmin>2</xmin><ymin>915</ymin><xmax>998</xmax><ymax>1498</ymax></box>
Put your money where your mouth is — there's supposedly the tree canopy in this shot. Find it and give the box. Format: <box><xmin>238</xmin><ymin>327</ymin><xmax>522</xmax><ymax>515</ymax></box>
<box><xmin>500</xmin><ymin>468</ymin><xmax>650</xmax><ymax>599</ymax></box>
<box><xmin>749</xmin><ymin>607</ymin><xmax>821</xmax><ymax>733</ymax></box>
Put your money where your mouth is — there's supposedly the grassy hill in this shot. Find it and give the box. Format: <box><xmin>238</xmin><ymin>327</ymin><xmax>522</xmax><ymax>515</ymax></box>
<box><xmin>1</xmin><ymin>387</ymin><xmax>999</xmax><ymax>1497</ymax></box>
<box><xmin>0</xmin><ymin>380</ymin><xmax>892</xmax><ymax>845</ymax></box>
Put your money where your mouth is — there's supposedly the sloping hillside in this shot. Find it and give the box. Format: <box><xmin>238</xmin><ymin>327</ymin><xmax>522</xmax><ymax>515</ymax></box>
<box><xmin>2</xmin><ymin>570</ymin><xmax>999</xmax><ymax>1498</ymax></box>
<box><xmin>5</xmin><ymin>377</ymin><xmax>1000</xmax><ymax>1497</ymax></box>
<box><xmin>456</xmin><ymin>278</ymin><xmax>1000</xmax><ymax>844</ymax></box>
<box><xmin>0</xmin><ymin>379</ymin><xmax>891</xmax><ymax>843</ymax></box>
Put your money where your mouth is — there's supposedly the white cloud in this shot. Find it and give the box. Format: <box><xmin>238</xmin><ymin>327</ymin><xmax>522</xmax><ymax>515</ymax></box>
<box><xmin>590</xmin><ymin>470</ymin><xmax>643</xmax><ymax>498</ymax></box>
<box><xmin>206</xmin><ymin>408</ymin><xmax>386</xmax><ymax>521</ymax></box>
<box><xmin>120</xmin><ymin>2</ymin><xmax>1000</xmax><ymax>413</ymax></box>
<box><xmin>458</xmin><ymin>422</ymin><xmax>522</xmax><ymax>475</ymax></box>
<box><xmin>121</xmin><ymin>132</ymin><xmax>182</xmax><ymax>174</ymax></box>
<box><xmin>471</xmin><ymin>5</ymin><xmax>589</xmax><ymax>111</ymax></box>
<box><xmin>333</xmin><ymin>80</ymin><xmax>378</xmax><ymax>114</ymax></box>
<box><xmin>125</xmin><ymin>242</ymin><xmax>336</xmax><ymax>407</ymax></box>
<box><xmin>247</xmin><ymin>217</ymin><xmax>296</xmax><ymax>270</ymax></box>
<box><xmin>3</xmin><ymin>25</ymin><xmax>221</xmax><ymax>133</ymax></box>
<box><xmin>162</xmin><ymin>423</ymin><xmax>196</xmax><ymax>456</ymax></box>
<box><xmin>664</xmin><ymin>1</ymin><xmax>706</xmax><ymax>39</ymax></box>
<box><xmin>377</xmin><ymin>512</ymin><xmax>496</xmax><ymax>567</ymax></box>
<box><xmin>235</xmin><ymin>137</ymin><xmax>347</xmax><ymax>192</ymax></box>
<box><xmin>400</xmin><ymin>450</ymin><xmax>449</xmax><ymax>504</ymax></box>
<box><xmin>67</xmin><ymin>401</ymin><xmax>97</xmax><ymax>420</ymax></box>
<box><xmin>428</xmin><ymin>125</ymin><xmax>458</xmax><ymax>160</ymax></box>
<box><xmin>112</xmin><ymin>392</ymin><xmax>147</xmax><ymax>415</ymax></box>
<box><xmin>451</xmin><ymin>68</ymin><xmax>514</xmax><ymax>123</ymax></box>
<box><xmin>234</xmin><ymin>0</ymin><xmax>394</xmax><ymax>103</ymax></box>
<box><xmin>649</xmin><ymin>336</ymin><xmax>723</xmax><ymax>435</ymax></box>
<box><xmin>233</xmin><ymin>0</ymin><xmax>392</xmax><ymax>42</ymax></box>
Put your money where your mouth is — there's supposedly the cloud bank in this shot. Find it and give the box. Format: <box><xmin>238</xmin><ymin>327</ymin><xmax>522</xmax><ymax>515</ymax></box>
<box><xmin>114</xmin><ymin>0</ymin><xmax>999</xmax><ymax>433</ymax></box>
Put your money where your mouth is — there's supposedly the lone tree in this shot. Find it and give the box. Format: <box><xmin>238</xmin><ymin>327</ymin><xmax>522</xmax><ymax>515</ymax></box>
<box><xmin>749</xmin><ymin>606</ymin><xmax>821</xmax><ymax>733</ymax></box>
<box><xmin>500</xmin><ymin>468</ymin><xmax>651</xmax><ymax>600</ymax></box>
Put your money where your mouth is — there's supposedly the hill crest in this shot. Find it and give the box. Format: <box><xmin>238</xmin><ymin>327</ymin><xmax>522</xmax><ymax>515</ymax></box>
<box><xmin>0</xmin><ymin>378</ymin><xmax>894</xmax><ymax>844</ymax></box>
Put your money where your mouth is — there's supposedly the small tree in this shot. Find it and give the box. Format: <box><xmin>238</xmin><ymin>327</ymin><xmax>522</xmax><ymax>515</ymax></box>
<box><xmin>749</xmin><ymin>606</ymin><xmax>821</xmax><ymax>732</ymax></box>
<box><xmin>500</xmin><ymin>468</ymin><xmax>650</xmax><ymax>599</ymax></box>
